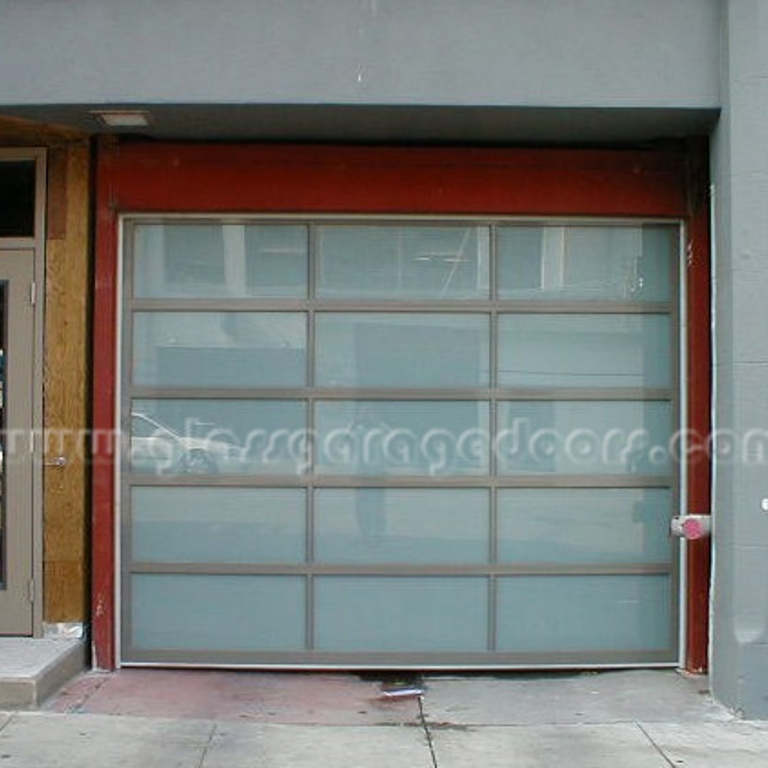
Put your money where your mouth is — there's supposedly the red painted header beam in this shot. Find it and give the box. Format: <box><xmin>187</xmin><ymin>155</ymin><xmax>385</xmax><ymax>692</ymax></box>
<box><xmin>99</xmin><ymin>143</ymin><xmax>688</xmax><ymax>216</ymax></box>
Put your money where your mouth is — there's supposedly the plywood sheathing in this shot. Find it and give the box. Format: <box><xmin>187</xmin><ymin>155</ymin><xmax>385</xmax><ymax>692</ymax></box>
<box><xmin>43</xmin><ymin>144</ymin><xmax>92</xmax><ymax>622</ymax></box>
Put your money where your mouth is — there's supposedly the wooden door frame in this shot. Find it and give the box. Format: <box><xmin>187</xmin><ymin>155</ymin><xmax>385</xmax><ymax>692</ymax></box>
<box><xmin>92</xmin><ymin>140</ymin><xmax>711</xmax><ymax>670</ymax></box>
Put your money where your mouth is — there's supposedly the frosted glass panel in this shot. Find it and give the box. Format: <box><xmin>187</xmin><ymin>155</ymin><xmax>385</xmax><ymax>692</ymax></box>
<box><xmin>498</xmin><ymin>225</ymin><xmax>675</xmax><ymax>301</ymax></box>
<box><xmin>317</xmin><ymin>225</ymin><xmax>490</xmax><ymax>299</ymax></box>
<box><xmin>498</xmin><ymin>489</ymin><xmax>672</xmax><ymax>564</ymax></box>
<box><xmin>315</xmin><ymin>577</ymin><xmax>488</xmax><ymax>651</ymax></box>
<box><xmin>497</xmin><ymin>401</ymin><xmax>673</xmax><ymax>475</ymax></box>
<box><xmin>133</xmin><ymin>312</ymin><xmax>307</xmax><ymax>387</ymax></box>
<box><xmin>133</xmin><ymin>224</ymin><xmax>307</xmax><ymax>298</ymax></box>
<box><xmin>315</xmin><ymin>489</ymin><xmax>489</xmax><ymax>563</ymax></box>
<box><xmin>132</xmin><ymin>488</ymin><xmax>305</xmax><ymax>563</ymax></box>
<box><xmin>130</xmin><ymin>399</ymin><xmax>307</xmax><ymax>475</ymax></box>
<box><xmin>315</xmin><ymin>400</ymin><xmax>490</xmax><ymax>476</ymax></box>
<box><xmin>131</xmin><ymin>575</ymin><xmax>305</xmax><ymax>651</ymax></box>
<box><xmin>498</xmin><ymin>314</ymin><xmax>671</xmax><ymax>388</ymax></box>
<box><xmin>496</xmin><ymin>575</ymin><xmax>672</xmax><ymax>653</ymax></box>
<box><xmin>316</xmin><ymin>313</ymin><xmax>489</xmax><ymax>388</ymax></box>
<box><xmin>123</xmin><ymin>218</ymin><xmax>680</xmax><ymax>665</ymax></box>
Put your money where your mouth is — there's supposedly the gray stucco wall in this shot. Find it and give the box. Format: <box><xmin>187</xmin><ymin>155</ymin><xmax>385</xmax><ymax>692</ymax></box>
<box><xmin>0</xmin><ymin>0</ymin><xmax>720</xmax><ymax>117</ymax></box>
<box><xmin>711</xmin><ymin>0</ymin><xmax>768</xmax><ymax>718</ymax></box>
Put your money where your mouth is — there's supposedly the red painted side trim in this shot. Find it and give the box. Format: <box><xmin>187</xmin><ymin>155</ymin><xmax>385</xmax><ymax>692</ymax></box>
<box><xmin>684</xmin><ymin>143</ymin><xmax>712</xmax><ymax>673</ymax></box>
<box><xmin>91</xmin><ymin>142</ymin><xmax>706</xmax><ymax>670</ymax></box>
<box><xmin>91</xmin><ymin>138</ymin><xmax>119</xmax><ymax>670</ymax></box>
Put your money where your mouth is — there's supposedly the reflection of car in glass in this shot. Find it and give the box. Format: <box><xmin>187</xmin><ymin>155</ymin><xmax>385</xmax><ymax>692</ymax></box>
<box><xmin>130</xmin><ymin>412</ymin><xmax>242</xmax><ymax>475</ymax></box>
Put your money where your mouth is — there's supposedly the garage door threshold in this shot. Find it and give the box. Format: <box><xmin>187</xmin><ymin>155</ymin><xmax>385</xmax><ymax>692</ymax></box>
<box><xmin>0</xmin><ymin>638</ymin><xmax>87</xmax><ymax>709</ymax></box>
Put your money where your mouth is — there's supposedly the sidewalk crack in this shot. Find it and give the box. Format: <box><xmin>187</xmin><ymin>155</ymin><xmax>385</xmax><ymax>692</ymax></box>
<box><xmin>0</xmin><ymin>712</ymin><xmax>18</xmax><ymax>736</ymax></box>
<box><xmin>636</xmin><ymin>722</ymin><xmax>676</xmax><ymax>768</ymax></box>
<box><xmin>418</xmin><ymin>696</ymin><xmax>438</xmax><ymax>768</ymax></box>
<box><xmin>196</xmin><ymin>722</ymin><xmax>218</xmax><ymax>768</ymax></box>
<box><xmin>69</xmin><ymin>673</ymin><xmax>111</xmax><ymax>713</ymax></box>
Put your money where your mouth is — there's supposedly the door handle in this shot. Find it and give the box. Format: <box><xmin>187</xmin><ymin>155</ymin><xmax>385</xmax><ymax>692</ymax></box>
<box><xmin>44</xmin><ymin>455</ymin><xmax>67</xmax><ymax>468</ymax></box>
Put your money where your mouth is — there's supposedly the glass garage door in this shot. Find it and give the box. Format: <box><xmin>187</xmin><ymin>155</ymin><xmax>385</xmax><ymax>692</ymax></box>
<box><xmin>121</xmin><ymin>219</ymin><xmax>680</xmax><ymax>666</ymax></box>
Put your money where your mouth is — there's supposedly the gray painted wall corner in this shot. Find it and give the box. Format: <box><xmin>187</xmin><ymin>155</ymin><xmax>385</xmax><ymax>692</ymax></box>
<box><xmin>710</xmin><ymin>0</ymin><xmax>768</xmax><ymax>720</ymax></box>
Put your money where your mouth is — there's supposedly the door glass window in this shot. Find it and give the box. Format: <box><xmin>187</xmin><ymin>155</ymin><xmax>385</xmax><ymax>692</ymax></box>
<box><xmin>133</xmin><ymin>224</ymin><xmax>308</xmax><ymax>299</ymax></box>
<box><xmin>133</xmin><ymin>312</ymin><xmax>307</xmax><ymax>388</ymax></box>
<box><xmin>317</xmin><ymin>225</ymin><xmax>490</xmax><ymax>299</ymax></box>
<box><xmin>498</xmin><ymin>314</ymin><xmax>672</xmax><ymax>388</ymax></box>
<box><xmin>497</xmin><ymin>224</ymin><xmax>674</xmax><ymax>301</ymax></box>
<box><xmin>316</xmin><ymin>313</ymin><xmax>489</xmax><ymax>388</ymax></box>
<box><xmin>0</xmin><ymin>162</ymin><xmax>35</xmax><ymax>238</ymax></box>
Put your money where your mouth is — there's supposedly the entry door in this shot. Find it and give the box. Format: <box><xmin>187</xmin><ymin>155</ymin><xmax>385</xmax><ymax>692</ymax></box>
<box><xmin>0</xmin><ymin>251</ymin><xmax>35</xmax><ymax>634</ymax></box>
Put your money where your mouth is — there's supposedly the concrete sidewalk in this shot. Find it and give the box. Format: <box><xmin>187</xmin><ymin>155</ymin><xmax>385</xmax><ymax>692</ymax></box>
<box><xmin>0</xmin><ymin>670</ymin><xmax>766</xmax><ymax>767</ymax></box>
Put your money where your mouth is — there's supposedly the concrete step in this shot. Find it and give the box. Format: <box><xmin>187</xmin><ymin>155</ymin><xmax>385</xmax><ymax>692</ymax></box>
<box><xmin>0</xmin><ymin>638</ymin><xmax>87</xmax><ymax>709</ymax></box>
